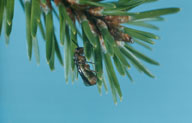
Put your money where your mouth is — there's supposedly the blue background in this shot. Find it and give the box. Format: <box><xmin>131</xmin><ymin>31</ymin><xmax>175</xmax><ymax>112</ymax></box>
<box><xmin>0</xmin><ymin>0</ymin><xmax>192</xmax><ymax>123</ymax></box>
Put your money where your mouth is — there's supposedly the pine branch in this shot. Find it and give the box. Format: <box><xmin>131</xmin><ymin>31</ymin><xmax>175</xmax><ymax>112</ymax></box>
<box><xmin>0</xmin><ymin>0</ymin><xmax>180</xmax><ymax>103</ymax></box>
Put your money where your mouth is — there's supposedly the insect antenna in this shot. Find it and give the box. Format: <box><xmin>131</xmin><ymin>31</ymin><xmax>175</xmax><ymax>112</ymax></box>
<box><xmin>72</xmin><ymin>39</ymin><xmax>79</xmax><ymax>48</ymax></box>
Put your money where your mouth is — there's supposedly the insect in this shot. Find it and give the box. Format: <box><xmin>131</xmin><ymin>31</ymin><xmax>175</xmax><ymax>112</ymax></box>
<box><xmin>73</xmin><ymin>42</ymin><xmax>97</xmax><ymax>86</ymax></box>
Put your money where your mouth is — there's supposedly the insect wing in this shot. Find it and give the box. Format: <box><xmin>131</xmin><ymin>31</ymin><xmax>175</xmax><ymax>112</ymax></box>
<box><xmin>77</xmin><ymin>65</ymin><xmax>92</xmax><ymax>86</ymax></box>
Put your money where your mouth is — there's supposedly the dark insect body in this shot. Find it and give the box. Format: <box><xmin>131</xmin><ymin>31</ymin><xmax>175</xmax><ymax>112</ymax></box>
<box><xmin>74</xmin><ymin>47</ymin><xmax>97</xmax><ymax>86</ymax></box>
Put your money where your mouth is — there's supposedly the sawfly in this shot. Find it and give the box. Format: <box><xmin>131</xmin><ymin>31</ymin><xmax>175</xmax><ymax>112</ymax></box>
<box><xmin>73</xmin><ymin>40</ymin><xmax>97</xmax><ymax>86</ymax></box>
